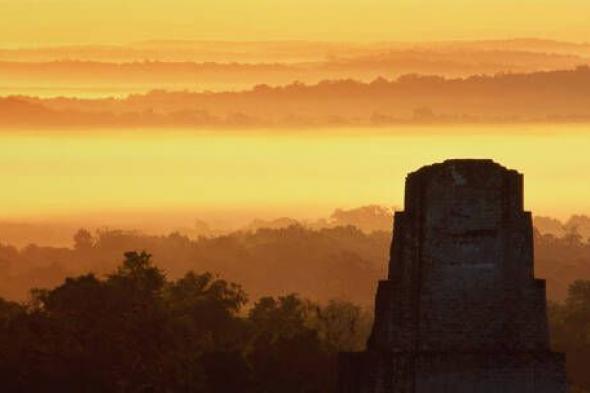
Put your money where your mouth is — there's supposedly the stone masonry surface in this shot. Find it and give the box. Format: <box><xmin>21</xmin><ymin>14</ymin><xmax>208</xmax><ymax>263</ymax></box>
<box><xmin>338</xmin><ymin>159</ymin><xmax>568</xmax><ymax>393</ymax></box>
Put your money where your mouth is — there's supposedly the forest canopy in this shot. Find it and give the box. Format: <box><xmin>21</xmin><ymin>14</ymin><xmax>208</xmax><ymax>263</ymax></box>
<box><xmin>2</xmin><ymin>67</ymin><xmax>590</xmax><ymax>127</ymax></box>
<box><xmin>1</xmin><ymin>250</ymin><xmax>589</xmax><ymax>392</ymax></box>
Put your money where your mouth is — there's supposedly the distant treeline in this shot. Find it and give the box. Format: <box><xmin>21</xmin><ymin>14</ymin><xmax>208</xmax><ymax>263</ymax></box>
<box><xmin>0</xmin><ymin>225</ymin><xmax>389</xmax><ymax>305</ymax></box>
<box><xmin>1</xmin><ymin>251</ymin><xmax>589</xmax><ymax>392</ymax></box>
<box><xmin>0</xmin><ymin>47</ymin><xmax>586</xmax><ymax>89</ymax></box>
<box><xmin>3</xmin><ymin>38</ymin><xmax>590</xmax><ymax>63</ymax></box>
<box><xmin>0</xmin><ymin>205</ymin><xmax>395</xmax><ymax>248</ymax></box>
<box><xmin>0</xmin><ymin>39</ymin><xmax>589</xmax><ymax>91</ymax></box>
<box><xmin>2</xmin><ymin>211</ymin><xmax>590</xmax><ymax>304</ymax></box>
<box><xmin>2</xmin><ymin>67</ymin><xmax>590</xmax><ymax>127</ymax></box>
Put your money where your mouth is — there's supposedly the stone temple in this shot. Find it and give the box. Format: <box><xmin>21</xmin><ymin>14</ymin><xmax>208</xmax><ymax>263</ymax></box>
<box><xmin>338</xmin><ymin>160</ymin><xmax>568</xmax><ymax>393</ymax></box>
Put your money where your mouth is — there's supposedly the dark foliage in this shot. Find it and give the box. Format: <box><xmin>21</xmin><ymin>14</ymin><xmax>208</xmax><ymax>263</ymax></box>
<box><xmin>549</xmin><ymin>281</ymin><xmax>590</xmax><ymax>392</ymax></box>
<box><xmin>1</xmin><ymin>250</ymin><xmax>589</xmax><ymax>391</ymax></box>
<box><xmin>0</xmin><ymin>252</ymin><xmax>370</xmax><ymax>392</ymax></box>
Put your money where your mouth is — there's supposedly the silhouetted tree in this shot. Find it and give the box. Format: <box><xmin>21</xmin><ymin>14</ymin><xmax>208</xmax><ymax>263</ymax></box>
<box><xmin>73</xmin><ymin>228</ymin><xmax>95</xmax><ymax>251</ymax></box>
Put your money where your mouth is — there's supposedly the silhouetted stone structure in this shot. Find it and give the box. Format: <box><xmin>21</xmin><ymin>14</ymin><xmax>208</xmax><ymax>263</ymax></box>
<box><xmin>339</xmin><ymin>160</ymin><xmax>567</xmax><ymax>393</ymax></box>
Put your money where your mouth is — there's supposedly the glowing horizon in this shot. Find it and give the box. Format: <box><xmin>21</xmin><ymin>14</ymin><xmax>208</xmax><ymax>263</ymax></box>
<box><xmin>1</xmin><ymin>127</ymin><xmax>589</xmax><ymax>224</ymax></box>
<box><xmin>1</xmin><ymin>0</ymin><xmax>589</xmax><ymax>46</ymax></box>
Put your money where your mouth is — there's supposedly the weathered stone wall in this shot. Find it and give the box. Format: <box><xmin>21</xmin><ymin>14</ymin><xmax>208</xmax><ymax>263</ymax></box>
<box><xmin>414</xmin><ymin>352</ymin><xmax>567</xmax><ymax>393</ymax></box>
<box><xmin>409</xmin><ymin>161</ymin><xmax>547</xmax><ymax>351</ymax></box>
<box><xmin>339</xmin><ymin>159</ymin><xmax>568</xmax><ymax>393</ymax></box>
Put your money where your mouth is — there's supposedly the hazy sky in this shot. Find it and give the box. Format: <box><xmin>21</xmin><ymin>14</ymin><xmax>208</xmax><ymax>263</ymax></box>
<box><xmin>2</xmin><ymin>127</ymin><xmax>590</xmax><ymax>222</ymax></box>
<box><xmin>1</xmin><ymin>0</ymin><xmax>589</xmax><ymax>45</ymax></box>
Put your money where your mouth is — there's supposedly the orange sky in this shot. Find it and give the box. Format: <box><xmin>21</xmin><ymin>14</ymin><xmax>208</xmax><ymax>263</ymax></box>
<box><xmin>1</xmin><ymin>0</ymin><xmax>589</xmax><ymax>46</ymax></box>
<box><xmin>1</xmin><ymin>1</ymin><xmax>590</xmax><ymax>226</ymax></box>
